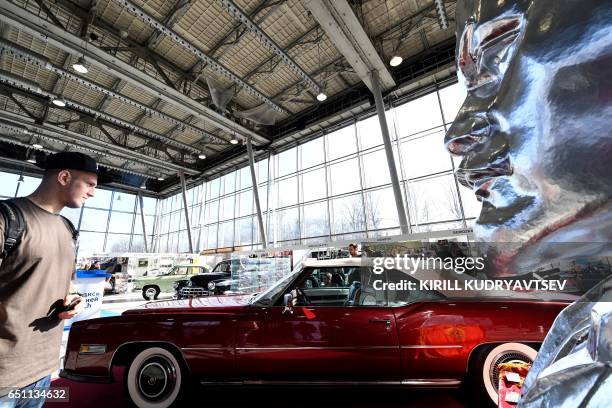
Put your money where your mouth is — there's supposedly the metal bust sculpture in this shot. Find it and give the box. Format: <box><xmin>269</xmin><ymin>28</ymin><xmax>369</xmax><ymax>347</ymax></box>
<box><xmin>447</xmin><ymin>0</ymin><xmax>611</xmax><ymax>406</ymax></box>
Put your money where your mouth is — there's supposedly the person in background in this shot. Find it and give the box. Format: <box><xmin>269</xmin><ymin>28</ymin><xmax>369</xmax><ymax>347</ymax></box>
<box><xmin>348</xmin><ymin>243</ymin><xmax>360</xmax><ymax>257</ymax></box>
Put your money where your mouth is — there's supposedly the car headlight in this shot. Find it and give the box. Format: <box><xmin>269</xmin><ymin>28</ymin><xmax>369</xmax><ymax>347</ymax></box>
<box><xmin>208</xmin><ymin>282</ymin><xmax>215</xmax><ymax>290</ymax></box>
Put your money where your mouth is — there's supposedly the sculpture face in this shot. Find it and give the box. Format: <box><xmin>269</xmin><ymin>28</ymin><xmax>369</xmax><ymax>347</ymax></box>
<box><xmin>446</xmin><ymin>0</ymin><xmax>612</xmax><ymax>272</ymax></box>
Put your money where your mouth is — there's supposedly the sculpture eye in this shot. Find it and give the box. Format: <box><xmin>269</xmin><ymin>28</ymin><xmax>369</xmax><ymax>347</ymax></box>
<box><xmin>458</xmin><ymin>16</ymin><xmax>523</xmax><ymax>91</ymax></box>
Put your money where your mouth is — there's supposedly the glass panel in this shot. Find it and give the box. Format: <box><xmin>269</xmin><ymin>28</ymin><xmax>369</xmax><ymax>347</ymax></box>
<box><xmin>239</xmin><ymin>166</ymin><xmax>252</xmax><ymax>190</ymax></box>
<box><xmin>361</xmin><ymin>149</ymin><xmax>391</xmax><ymax>189</ymax></box>
<box><xmin>178</xmin><ymin>230</ymin><xmax>190</xmax><ymax>252</ymax></box>
<box><xmin>277</xmin><ymin>207</ymin><xmax>299</xmax><ymax>241</ymax></box>
<box><xmin>301</xmin><ymin>168</ymin><xmax>327</xmax><ymax>203</ymax></box>
<box><xmin>302</xmin><ymin>202</ymin><xmax>329</xmax><ymax>238</ymax></box>
<box><xmin>130</xmin><ymin>235</ymin><xmax>144</xmax><ymax>252</ymax></box>
<box><xmin>205</xmin><ymin>199</ymin><xmax>219</xmax><ymax>225</ymax></box>
<box><xmin>439</xmin><ymin>83</ymin><xmax>466</xmax><ymax>124</ymax></box>
<box><xmin>237</xmin><ymin>217</ymin><xmax>253</xmax><ymax>245</ymax></box>
<box><xmin>299</xmin><ymin>137</ymin><xmax>324</xmax><ymax>169</ymax></box>
<box><xmin>277</xmin><ymin>147</ymin><xmax>297</xmax><ymax>177</ymax></box>
<box><xmin>142</xmin><ymin>196</ymin><xmax>157</xmax><ymax>214</ymax></box>
<box><xmin>112</xmin><ymin>192</ymin><xmax>135</xmax><ymax>212</ymax></box>
<box><xmin>158</xmin><ymin>234</ymin><xmax>168</xmax><ymax>253</ymax></box>
<box><xmin>76</xmin><ymin>232</ymin><xmax>105</xmax><ymax>257</ymax></box>
<box><xmin>459</xmin><ymin>182</ymin><xmax>482</xmax><ymax>219</ymax></box>
<box><xmin>413</xmin><ymin>220</ymin><xmax>465</xmax><ymax>233</ymax></box>
<box><xmin>364</xmin><ymin>187</ymin><xmax>399</xmax><ymax>230</ymax></box>
<box><xmin>108</xmin><ymin>211</ymin><xmax>134</xmax><ymax>233</ymax></box>
<box><xmin>331</xmin><ymin>194</ymin><xmax>365</xmax><ymax>234</ymax></box>
<box><xmin>17</xmin><ymin>176</ymin><xmax>41</xmax><ymax>197</ymax></box>
<box><xmin>222</xmin><ymin>172</ymin><xmax>236</xmax><ymax>195</ymax></box>
<box><xmin>167</xmin><ymin>232</ymin><xmax>177</xmax><ymax>253</ymax></box>
<box><xmin>190</xmin><ymin>205</ymin><xmax>201</xmax><ymax>227</ymax></box>
<box><xmin>219</xmin><ymin>196</ymin><xmax>235</xmax><ymax>221</ymax></box>
<box><xmin>254</xmin><ymin>184</ymin><xmax>267</xmax><ymax>211</ymax></box>
<box><xmin>60</xmin><ymin>206</ymin><xmax>82</xmax><ymax>228</ymax></box>
<box><xmin>105</xmin><ymin>233</ymin><xmax>131</xmax><ymax>253</ymax></box>
<box><xmin>209</xmin><ymin>177</ymin><xmax>220</xmax><ymax>199</ymax></box>
<box><xmin>0</xmin><ymin>172</ymin><xmax>18</xmax><ymax>197</ymax></box>
<box><xmin>407</xmin><ymin>175</ymin><xmax>464</xmax><ymax>224</ymax></box>
<box><xmin>169</xmin><ymin>211</ymin><xmax>180</xmax><ymax>232</ymax></box>
<box><xmin>238</xmin><ymin>189</ymin><xmax>253</xmax><ymax>217</ymax></box>
<box><xmin>84</xmin><ymin>188</ymin><xmax>112</xmax><ymax>209</ymax></box>
<box><xmin>357</xmin><ymin>115</ymin><xmax>385</xmax><ymax>151</ymax></box>
<box><xmin>400</xmin><ymin>129</ymin><xmax>453</xmax><ymax>179</ymax></box>
<box><xmin>80</xmin><ymin>208</ymin><xmax>109</xmax><ymax>232</ymax></box>
<box><xmin>207</xmin><ymin>224</ymin><xmax>218</xmax><ymax>249</ymax></box>
<box><xmin>218</xmin><ymin>221</ymin><xmax>234</xmax><ymax>248</ymax></box>
<box><xmin>257</xmin><ymin>158</ymin><xmax>269</xmax><ymax>183</ymax></box>
<box><xmin>327</xmin><ymin>125</ymin><xmax>356</xmax><ymax>161</ymax></box>
<box><xmin>134</xmin><ymin>215</ymin><xmax>155</xmax><ymax>235</ymax></box>
<box><xmin>277</xmin><ymin>176</ymin><xmax>297</xmax><ymax>208</ymax></box>
<box><xmin>329</xmin><ymin>158</ymin><xmax>360</xmax><ymax>196</ymax></box>
<box><xmin>394</xmin><ymin>92</ymin><xmax>443</xmax><ymax>137</ymax></box>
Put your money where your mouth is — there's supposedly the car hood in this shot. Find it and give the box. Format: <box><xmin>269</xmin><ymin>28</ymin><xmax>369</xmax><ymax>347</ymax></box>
<box><xmin>122</xmin><ymin>294</ymin><xmax>253</xmax><ymax>315</ymax></box>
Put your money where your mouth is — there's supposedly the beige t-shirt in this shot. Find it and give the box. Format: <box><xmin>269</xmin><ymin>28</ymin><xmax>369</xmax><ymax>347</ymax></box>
<box><xmin>0</xmin><ymin>198</ymin><xmax>75</xmax><ymax>388</ymax></box>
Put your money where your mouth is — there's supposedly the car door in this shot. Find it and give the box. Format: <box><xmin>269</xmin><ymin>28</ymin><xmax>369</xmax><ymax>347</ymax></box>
<box><xmin>236</xmin><ymin>266</ymin><xmax>401</xmax><ymax>383</ymax></box>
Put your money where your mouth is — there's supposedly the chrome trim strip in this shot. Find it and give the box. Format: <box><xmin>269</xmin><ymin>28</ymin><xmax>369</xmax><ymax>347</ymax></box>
<box><xmin>235</xmin><ymin>346</ymin><xmax>398</xmax><ymax>350</ymax></box>
<box><xmin>242</xmin><ymin>380</ymin><xmax>400</xmax><ymax>386</ymax></box>
<box><xmin>181</xmin><ymin>347</ymin><xmax>233</xmax><ymax>351</ymax></box>
<box><xmin>401</xmin><ymin>379</ymin><xmax>461</xmax><ymax>386</ymax></box>
<box><xmin>400</xmin><ymin>345</ymin><xmax>463</xmax><ymax>349</ymax></box>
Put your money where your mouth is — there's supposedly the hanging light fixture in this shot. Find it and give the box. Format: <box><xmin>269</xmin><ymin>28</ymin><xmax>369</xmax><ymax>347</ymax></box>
<box><xmin>140</xmin><ymin>181</ymin><xmax>147</xmax><ymax>189</ymax></box>
<box><xmin>32</xmin><ymin>143</ymin><xmax>43</xmax><ymax>149</ymax></box>
<box><xmin>72</xmin><ymin>56</ymin><xmax>88</xmax><ymax>74</ymax></box>
<box><xmin>230</xmin><ymin>137</ymin><xmax>239</xmax><ymax>145</ymax></box>
<box><xmin>198</xmin><ymin>153</ymin><xmax>206</xmax><ymax>159</ymax></box>
<box><xmin>389</xmin><ymin>55</ymin><xmax>403</xmax><ymax>67</ymax></box>
<box><xmin>157</xmin><ymin>176</ymin><xmax>165</xmax><ymax>181</ymax></box>
<box><xmin>52</xmin><ymin>98</ymin><xmax>66</xmax><ymax>107</ymax></box>
<box><xmin>26</xmin><ymin>151</ymin><xmax>36</xmax><ymax>163</ymax></box>
<box><xmin>316</xmin><ymin>92</ymin><xmax>327</xmax><ymax>102</ymax></box>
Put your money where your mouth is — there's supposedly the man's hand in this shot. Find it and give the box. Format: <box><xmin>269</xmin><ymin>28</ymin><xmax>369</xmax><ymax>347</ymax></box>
<box><xmin>58</xmin><ymin>293</ymin><xmax>84</xmax><ymax>320</ymax></box>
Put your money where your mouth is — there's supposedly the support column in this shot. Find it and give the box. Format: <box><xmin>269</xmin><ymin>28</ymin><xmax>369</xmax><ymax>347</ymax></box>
<box><xmin>246</xmin><ymin>136</ymin><xmax>267</xmax><ymax>248</ymax></box>
<box><xmin>179</xmin><ymin>170</ymin><xmax>194</xmax><ymax>253</ymax></box>
<box><xmin>371</xmin><ymin>71</ymin><xmax>409</xmax><ymax>234</ymax></box>
<box><xmin>138</xmin><ymin>192</ymin><xmax>149</xmax><ymax>253</ymax></box>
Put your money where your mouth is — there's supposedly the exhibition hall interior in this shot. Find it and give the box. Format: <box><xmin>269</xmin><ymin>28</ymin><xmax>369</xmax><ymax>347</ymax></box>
<box><xmin>0</xmin><ymin>0</ymin><xmax>609</xmax><ymax>407</ymax></box>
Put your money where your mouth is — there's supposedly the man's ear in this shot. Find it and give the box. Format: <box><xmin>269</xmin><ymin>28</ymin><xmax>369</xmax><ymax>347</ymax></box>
<box><xmin>57</xmin><ymin>170</ymin><xmax>73</xmax><ymax>186</ymax></box>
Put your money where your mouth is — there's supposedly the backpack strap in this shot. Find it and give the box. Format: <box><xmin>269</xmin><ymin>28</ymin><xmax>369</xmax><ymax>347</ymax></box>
<box><xmin>0</xmin><ymin>200</ymin><xmax>26</xmax><ymax>260</ymax></box>
<box><xmin>59</xmin><ymin>214</ymin><xmax>79</xmax><ymax>247</ymax></box>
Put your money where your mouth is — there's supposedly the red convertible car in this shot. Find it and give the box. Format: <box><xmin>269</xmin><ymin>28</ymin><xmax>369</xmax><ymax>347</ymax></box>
<box><xmin>61</xmin><ymin>258</ymin><xmax>571</xmax><ymax>407</ymax></box>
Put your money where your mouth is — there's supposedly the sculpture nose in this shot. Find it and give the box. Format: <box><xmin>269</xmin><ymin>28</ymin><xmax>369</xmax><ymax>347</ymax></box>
<box><xmin>445</xmin><ymin>114</ymin><xmax>490</xmax><ymax>155</ymax></box>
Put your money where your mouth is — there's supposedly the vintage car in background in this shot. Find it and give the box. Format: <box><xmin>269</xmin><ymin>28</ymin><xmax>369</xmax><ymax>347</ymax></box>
<box><xmin>61</xmin><ymin>258</ymin><xmax>574</xmax><ymax>408</ymax></box>
<box><xmin>174</xmin><ymin>260</ymin><xmax>232</xmax><ymax>298</ymax></box>
<box><xmin>133</xmin><ymin>264</ymin><xmax>208</xmax><ymax>300</ymax></box>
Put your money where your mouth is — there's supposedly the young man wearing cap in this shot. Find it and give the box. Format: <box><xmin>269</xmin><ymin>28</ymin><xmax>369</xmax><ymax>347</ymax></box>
<box><xmin>0</xmin><ymin>152</ymin><xmax>98</xmax><ymax>407</ymax></box>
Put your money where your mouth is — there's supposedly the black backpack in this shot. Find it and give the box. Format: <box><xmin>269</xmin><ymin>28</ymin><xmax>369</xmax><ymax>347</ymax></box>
<box><xmin>0</xmin><ymin>200</ymin><xmax>79</xmax><ymax>260</ymax></box>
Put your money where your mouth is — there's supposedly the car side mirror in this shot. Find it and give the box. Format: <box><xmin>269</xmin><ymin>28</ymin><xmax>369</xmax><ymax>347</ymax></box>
<box><xmin>282</xmin><ymin>293</ymin><xmax>294</xmax><ymax>315</ymax></box>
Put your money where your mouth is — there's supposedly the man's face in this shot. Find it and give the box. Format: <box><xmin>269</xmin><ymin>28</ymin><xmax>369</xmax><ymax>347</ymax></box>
<box><xmin>349</xmin><ymin>246</ymin><xmax>357</xmax><ymax>256</ymax></box>
<box><xmin>61</xmin><ymin>170</ymin><xmax>97</xmax><ymax>208</ymax></box>
<box><xmin>446</xmin><ymin>0</ymin><xmax>612</xmax><ymax>269</ymax></box>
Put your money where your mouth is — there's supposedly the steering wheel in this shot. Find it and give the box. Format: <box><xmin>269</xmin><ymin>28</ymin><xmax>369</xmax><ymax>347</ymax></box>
<box><xmin>296</xmin><ymin>287</ymin><xmax>311</xmax><ymax>306</ymax></box>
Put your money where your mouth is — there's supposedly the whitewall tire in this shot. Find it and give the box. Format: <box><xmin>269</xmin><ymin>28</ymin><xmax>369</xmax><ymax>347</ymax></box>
<box><xmin>480</xmin><ymin>342</ymin><xmax>537</xmax><ymax>404</ymax></box>
<box><xmin>126</xmin><ymin>347</ymin><xmax>183</xmax><ymax>408</ymax></box>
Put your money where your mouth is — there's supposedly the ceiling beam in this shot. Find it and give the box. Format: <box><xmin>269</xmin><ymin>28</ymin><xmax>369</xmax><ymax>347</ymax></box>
<box><xmin>0</xmin><ymin>1</ymin><xmax>270</xmax><ymax>145</ymax></box>
<box><xmin>217</xmin><ymin>0</ymin><xmax>320</xmax><ymax>93</ymax></box>
<box><xmin>147</xmin><ymin>0</ymin><xmax>192</xmax><ymax>49</ymax></box>
<box><xmin>117</xmin><ymin>0</ymin><xmax>286</xmax><ymax>114</ymax></box>
<box><xmin>0</xmin><ymin>38</ymin><xmax>229</xmax><ymax>145</ymax></box>
<box><xmin>304</xmin><ymin>0</ymin><xmax>396</xmax><ymax>92</ymax></box>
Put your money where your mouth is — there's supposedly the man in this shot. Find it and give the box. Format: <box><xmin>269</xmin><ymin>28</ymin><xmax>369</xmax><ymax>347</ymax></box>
<box><xmin>0</xmin><ymin>152</ymin><xmax>98</xmax><ymax>407</ymax></box>
<box><xmin>447</xmin><ymin>0</ymin><xmax>611</xmax><ymax>406</ymax></box>
<box><xmin>348</xmin><ymin>243</ymin><xmax>360</xmax><ymax>257</ymax></box>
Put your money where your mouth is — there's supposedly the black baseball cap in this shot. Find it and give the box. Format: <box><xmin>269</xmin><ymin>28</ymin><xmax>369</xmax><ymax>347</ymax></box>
<box><xmin>44</xmin><ymin>152</ymin><xmax>99</xmax><ymax>174</ymax></box>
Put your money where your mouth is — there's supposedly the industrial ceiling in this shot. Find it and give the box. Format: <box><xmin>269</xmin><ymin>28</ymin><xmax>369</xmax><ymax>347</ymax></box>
<box><xmin>0</xmin><ymin>0</ymin><xmax>457</xmax><ymax>195</ymax></box>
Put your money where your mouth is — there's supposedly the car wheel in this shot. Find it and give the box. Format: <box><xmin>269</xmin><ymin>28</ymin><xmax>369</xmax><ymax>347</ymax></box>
<box><xmin>143</xmin><ymin>286</ymin><xmax>160</xmax><ymax>300</ymax></box>
<box><xmin>126</xmin><ymin>347</ymin><xmax>184</xmax><ymax>408</ymax></box>
<box><xmin>470</xmin><ymin>342</ymin><xmax>537</xmax><ymax>406</ymax></box>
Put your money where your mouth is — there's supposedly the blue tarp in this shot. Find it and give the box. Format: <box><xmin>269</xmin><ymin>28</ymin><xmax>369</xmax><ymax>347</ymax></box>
<box><xmin>75</xmin><ymin>269</ymin><xmax>111</xmax><ymax>278</ymax></box>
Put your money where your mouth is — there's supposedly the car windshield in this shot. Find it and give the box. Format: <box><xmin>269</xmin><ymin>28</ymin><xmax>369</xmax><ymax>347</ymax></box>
<box><xmin>250</xmin><ymin>263</ymin><xmax>304</xmax><ymax>305</ymax></box>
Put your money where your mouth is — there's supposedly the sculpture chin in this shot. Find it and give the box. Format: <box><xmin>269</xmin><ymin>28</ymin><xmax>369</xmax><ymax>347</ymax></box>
<box><xmin>473</xmin><ymin>197</ymin><xmax>612</xmax><ymax>277</ymax></box>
